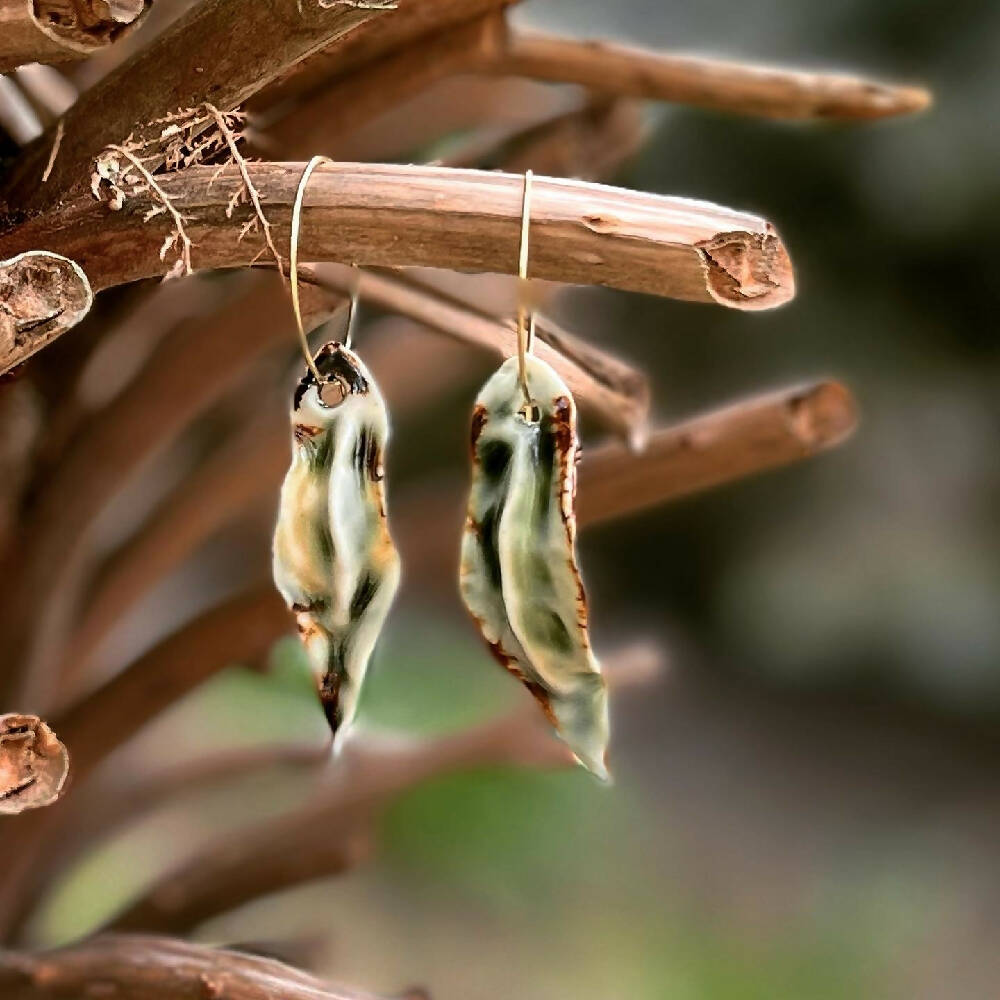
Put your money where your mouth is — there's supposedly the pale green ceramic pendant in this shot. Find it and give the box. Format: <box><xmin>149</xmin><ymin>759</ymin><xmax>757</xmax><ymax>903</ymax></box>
<box><xmin>273</xmin><ymin>341</ymin><xmax>400</xmax><ymax>751</ymax></box>
<box><xmin>460</xmin><ymin>355</ymin><xmax>610</xmax><ymax>780</ymax></box>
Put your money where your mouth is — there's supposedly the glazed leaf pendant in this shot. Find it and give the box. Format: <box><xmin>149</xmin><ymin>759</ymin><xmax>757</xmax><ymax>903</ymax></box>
<box><xmin>461</xmin><ymin>355</ymin><xmax>610</xmax><ymax>779</ymax></box>
<box><xmin>273</xmin><ymin>342</ymin><xmax>401</xmax><ymax>751</ymax></box>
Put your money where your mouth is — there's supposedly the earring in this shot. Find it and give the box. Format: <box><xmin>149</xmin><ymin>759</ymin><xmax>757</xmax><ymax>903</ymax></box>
<box><xmin>459</xmin><ymin>171</ymin><xmax>610</xmax><ymax>780</ymax></box>
<box><xmin>273</xmin><ymin>157</ymin><xmax>401</xmax><ymax>753</ymax></box>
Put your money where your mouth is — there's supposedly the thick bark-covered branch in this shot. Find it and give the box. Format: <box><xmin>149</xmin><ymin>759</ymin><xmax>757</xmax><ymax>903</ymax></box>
<box><xmin>0</xmin><ymin>934</ymin><xmax>402</xmax><ymax>1000</ymax></box>
<box><xmin>578</xmin><ymin>380</ymin><xmax>858</xmax><ymax>526</ymax></box>
<box><xmin>0</xmin><ymin>0</ymin><xmax>396</xmax><ymax>207</ymax></box>
<box><xmin>0</xmin><ymin>0</ymin><xmax>154</xmax><ymax>74</ymax></box>
<box><xmin>0</xmin><ymin>160</ymin><xmax>795</xmax><ymax>373</ymax></box>
<box><xmin>0</xmin><ymin>714</ymin><xmax>68</xmax><ymax>815</ymax></box>
<box><xmin>491</xmin><ymin>29</ymin><xmax>932</xmax><ymax>121</ymax></box>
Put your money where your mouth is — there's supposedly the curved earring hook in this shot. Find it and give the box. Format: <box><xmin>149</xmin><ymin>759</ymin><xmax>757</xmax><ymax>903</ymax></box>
<box><xmin>516</xmin><ymin>169</ymin><xmax>535</xmax><ymax>407</ymax></box>
<box><xmin>290</xmin><ymin>155</ymin><xmax>332</xmax><ymax>384</ymax></box>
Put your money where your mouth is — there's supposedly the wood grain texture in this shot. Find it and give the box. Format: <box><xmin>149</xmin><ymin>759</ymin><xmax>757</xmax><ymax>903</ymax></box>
<box><xmin>494</xmin><ymin>29</ymin><xmax>932</xmax><ymax>121</ymax></box>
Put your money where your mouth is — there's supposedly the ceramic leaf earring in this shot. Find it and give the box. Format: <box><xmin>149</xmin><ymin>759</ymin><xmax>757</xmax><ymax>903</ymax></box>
<box><xmin>459</xmin><ymin>171</ymin><xmax>610</xmax><ymax>780</ymax></box>
<box><xmin>272</xmin><ymin>157</ymin><xmax>401</xmax><ymax>752</ymax></box>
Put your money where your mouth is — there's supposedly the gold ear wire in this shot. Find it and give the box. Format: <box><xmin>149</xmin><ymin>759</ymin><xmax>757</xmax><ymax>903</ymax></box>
<box><xmin>343</xmin><ymin>267</ymin><xmax>360</xmax><ymax>352</ymax></box>
<box><xmin>516</xmin><ymin>169</ymin><xmax>535</xmax><ymax>407</ymax></box>
<box><xmin>290</xmin><ymin>155</ymin><xmax>332</xmax><ymax>384</ymax></box>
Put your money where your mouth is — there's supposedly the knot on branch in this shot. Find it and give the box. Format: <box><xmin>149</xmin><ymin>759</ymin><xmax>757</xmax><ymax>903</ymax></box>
<box><xmin>0</xmin><ymin>714</ymin><xmax>69</xmax><ymax>815</ymax></box>
<box><xmin>0</xmin><ymin>251</ymin><xmax>93</xmax><ymax>373</ymax></box>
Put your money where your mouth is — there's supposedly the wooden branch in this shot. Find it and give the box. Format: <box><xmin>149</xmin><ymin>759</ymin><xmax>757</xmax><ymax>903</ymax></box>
<box><xmin>0</xmin><ymin>0</ymin><xmax>154</xmax><ymax>74</ymax></box>
<box><xmin>105</xmin><ymin>643</ymin><xmax>660</xmax><ymax>935</ymax></box>
<box><xmin>577</xmin><ymin>380</ymin><xmax>859</xmax><ymax>526</ymax></box>
<box><xmin>0</xmin><ymin>161</ymin><xmax>794</xmax><ymax>371</ymax></box>
<box><xmin>256</xmin><ymin>0</ymin><xmax>517</xmax><ymax>109</ymax></box>
<box><xmin>306</xmin><ymin>263</ymin><xmax>651</xmax><ymax>443</ymax></box>
<box><xmin>0</xmin><ymin>714</ymin><xmax>68</xmax><ymax>816</ymax></box>
<box><xmin>396</xmin><ymin>380</ymin><xmax>859</xmax><ymax>580</ymax></box>
<box><xmin>261</xmin><ymin>11</ymin><xmax>507</xmax><ymax>158</ymax></box>
<box><xmin>490</xmin><ymin>29</ymin><xmax>932</xmax><ymax>121</ymax></box>
<box><xmin>0</xmin><ymin>934</ymin><xmax>403</xmax><ymax>1000</ymax></box>
<box><xmin>0</xmin><ymin>252</ymin><xmax>92</xmax><ymax>374</ymax></box>
<box><xmin>0</xmin><ymin>0</ymin><xmax>401</xmax><ymax>208</ymax></box>
<box><xmin>443</xmin><ymin>97</ymin><xmax>648</xmax><ymax>181</ymax></box>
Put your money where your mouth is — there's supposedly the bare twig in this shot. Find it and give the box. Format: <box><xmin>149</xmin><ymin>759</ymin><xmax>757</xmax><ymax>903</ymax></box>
<box><xmin>577</xmin><ymin>380</ymin><xmax>859</xmax><ymax>526</ymax></box>
<box><xmin>397</xmin><ymin>381</ymin><xmax>860</xmax><ymax>580</ymax></box>
<box><xmin>0</xmin><ymin>715</ymin><xmax>68</xmax><ymax>816</ymax></box>
<box><xmin>105</xmin><ymin>643</ymin><xmax>661</xmax><ymax>934</ymax></box>
<box><xmin>442</xmin><ymin>97</ymin><xmax>648</xmax><ymax>181</ymax></box>
<box><xmin>489</xmin><ymin>28</ymin><xmax>932</xmax><ymax>121</ymax></box>
<box><xmin>0</xmin><ymin>0</ymin><xmax>153</xmax><ymax>74</ymax></box>
<box><xmin>0</xmin><ymin>77</ymin><xmax>42</xmax><ymax>145</ymax></box>
<box><xmin>0</xmin><ymin>934</ymin><xmax>406</xmax><ymax>1000</ymax></box>
<box><xmin>261</xmin><ymin>11</ymin><xmax>506</xmax><ymax>157</ymax></box>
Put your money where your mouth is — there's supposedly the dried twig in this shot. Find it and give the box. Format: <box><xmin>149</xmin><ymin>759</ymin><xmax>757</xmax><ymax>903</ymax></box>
<box><xmin>0</xmin><ymin>0</ymin><xmax>153</xmax><ymax>75</ymax></box>
<box><xmin>203</xmin><ymin>102</ymin><xmax>284</xmax><ymax>276</ymax></box>
<box><xmin>578</xmin><ymin>381</ymin><xmax>858</xmax><ymax>525</ymax></box>
<box><xmin>0</xmin><ymin>934</ymin><xmax>406</xmax><ymax>1000</ymax></box>
<box><xmin>0</xmin><ymin>715</ymin><xmax>68</xmax><ymax>816</ymax></box>
<box><xmin>489</xmin><ymin>28</ymin><xmax>932</xmax><ymax>121</ymax></box>
<box><xmin>397</xmin><ymin>380</ymin><xmax>860</xmax><ymax>580</ymax></box>
<box><xmin>105</xmin><ymin>643</ymin><xmax>661</xmax><ymax>934</ymax></box>
<box><xmin>0</xmin><ymin>160</ymin><xmax>794</xmax><ymax>373</ymax></box>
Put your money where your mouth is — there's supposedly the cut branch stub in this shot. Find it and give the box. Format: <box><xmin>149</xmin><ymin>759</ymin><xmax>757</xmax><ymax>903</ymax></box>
<box><xmin>0</xmin><ymin>0</ymin><xmax>154</xmax><ymax>74</ymax></box>
<box><xmin>0</xmin><ymin>714</ymin><xmax>69</xmax><ymax>815</ymax></box>
<box><xmin>0</xmin><ymin>251</ymin><xmax>92</xmax><ymax>373</ymax></box>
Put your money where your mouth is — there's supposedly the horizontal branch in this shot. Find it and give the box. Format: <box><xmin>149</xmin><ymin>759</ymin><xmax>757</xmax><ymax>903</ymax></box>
<box><xmin>491</xmin><ymin>29</ymin><xmax>932</xmax><ymax>121</ymax></box>
<box><xmin>106</xmin><ymin>643</ymin><xmax>661</xmax><ymax>934</ymax></box>
<box><xmin>0</xmin><ymin>252</ymin><xmax>92</xmax><ymax>374</ymax></box>
<box><xmin>578</xmin><ymin>380</ymin><xmax>858</xmax><ymax>526</ymax></box>
<box><xmin>0</xmin><ymin>934</ymin><xmax>400</xmax><ymax>1000</ymax></box>
<box><xmin>0</xmin><ymin>714</ymin><xmax>68</xmax><ymax>816</ymax></box>
<box><xmin>0</xmin><ymin>160</ymin><xmax>794</xmax><ymax>372</ymax></box>
<box><xmin>0</xmin><ymin>0</ymin><xmax>153</xmax><ymax>74</ymax></box>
